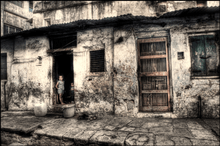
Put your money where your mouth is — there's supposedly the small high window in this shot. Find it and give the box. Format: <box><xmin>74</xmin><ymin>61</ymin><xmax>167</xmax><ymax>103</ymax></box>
<box><xmin>9</xmin><ymin>1</ymin><xmax>23</xmax><ymax>8</ymax></box>
<box><xmin>1</xmin><ymin>53</ymin><xmax>7</xmax><ymax>80</ymax></box>
<box><xmin>4</xmin><ymin>24</ymin><xmax>22</xmax><ymax>35</ymax></box>
<box><xmin>29</xmin><ymin>1</ymin><xmax>33</xmax><ymax>12</ymax></box>
<box><xmin>189</xmin><ymin>34</ymin><xmax>219</xmax><ymax>77</ymax></box>
<box><xmin>90</xmin><ymin>50</ymin><xmax>105</xmax><ymax>72</ymax></box>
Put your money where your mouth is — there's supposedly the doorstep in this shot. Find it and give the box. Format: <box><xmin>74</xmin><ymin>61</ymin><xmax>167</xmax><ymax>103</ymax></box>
<box><xmin>137</xmin><ymin>112</ymin><xmax>177</xmax><ymax>118</ymax></box>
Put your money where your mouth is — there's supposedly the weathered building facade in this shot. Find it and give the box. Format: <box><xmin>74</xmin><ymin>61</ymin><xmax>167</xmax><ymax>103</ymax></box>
<box><xmin>1</xmin><ymin>1</ymin><xmax>220</xmax><ymax>118</ymax></box>
<box><xmin>1</xmin><ymin>1</ymin><xmax>33</xmax><ymax>36</ymax></box>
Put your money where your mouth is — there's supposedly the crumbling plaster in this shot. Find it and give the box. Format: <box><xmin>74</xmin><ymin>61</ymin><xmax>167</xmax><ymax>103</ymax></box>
<box><xmin>170</xmin><ymin>20</ymin><xmax>220</xmax><ymax>118</ymax></box>
<box><xmin>31</xmin><ymin>1</ymin><xmax>220</xmax><ymax>28</ymax></box>
<box><xmin>1</xmin><ymin>36</ymin><xmax>53</xmax><ymax>111</ymax></box>
<box><xmin>74</xmin><ymin>27</ymin><xmax>114</xmax><ymax>115</ymax></box>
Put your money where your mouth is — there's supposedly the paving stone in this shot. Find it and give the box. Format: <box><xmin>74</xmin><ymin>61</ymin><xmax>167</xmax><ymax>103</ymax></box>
<box><xmin>63</xmin><ymin>128</ymin><xmax>85</xmax><ymax>139</ymax></box>
<box><xmin>128</xmin><ymin>118</ymin><xmax>146</xmax><ymax>128</ymax></box>
<box><xmin>173</xmin><ymin>122</ymin><xmax>188</xmax><ymax>128</ymax></box>
<box><xmin>125</xmin><ymin>133</ymin><xmax>155</xmax><ymax>146</ymax></box>
<box><xmin>155</xmin><ymin>135</ymin><xmax>175</xmax><ymax>146</ymax></box>
<box><xmin>190</xmin><ymin>139</ymin><xmax>220</xmax><ymax>146</ymax></box>
<box><xmin>89</xmin><ymin>130</ymin><xmax>128</xmax><ymax>146</ymax></box>
<box><xmin>187</xmin><ymin>121</ymin><xmax>205</xmax><ymax>130</ymax></box>
<box><xmin>9</xmin><ymin>143</ymin><xmax>27</xmax><ymax>146</ymax></box>
<box><xmin>85</xmin><ymin>121</ymin><xmax>107</xmax><ymax>130</ymax></box>
<box><xmin>149</xmin><ymin>126</ymin><xmax>173</xmax><ymax>135</ymax></box>
<box><xmin>119</xmin><ymin>127</ymin><xmax>135</xmax><ymax>132</ymax></box>
<box><xmin>203</xmin><ymin>119</ymin><xmax>220</xmax><ymax>128</ymax></box>
<box><xmin>134</xmin><ymin>128</ymin><xmax>149</xmax><ymax>133</ymax></box>
<box><xmin>211</xmin><ymin>126</ymin><xmax>220</xmax><ymax>136</ymax></box>
<box><xmin>107</xmin><ymin>117</ymin><xmax>132</xmax><ymax>128</ymax></box>
<box><xmin>103</xmin><ymin>125</ymin><xmax>116</xmax><ymax>131</ymax></box>
<box><xmin>142</xmin><ymin>122</ymin><xmax>172</xmax><ymax>129</ymax></box>
<box><xmin>190</xmin><ymin>129</ymin><xmax>218</xmax><ymax>141</ymax></box>
<box><xmin>170</xmin><ymin>137</ymin><xmax>192</xmax><ymax>146</ymax></box>
<box><xmin>74</xmin><ymin>130</ymin><xmax>97</xmax><ymax>145</ymax></box>
<box><xmin>173</xmin><ymin>128</ymin><xmax>194</xmax><ymax>138</ymax></box>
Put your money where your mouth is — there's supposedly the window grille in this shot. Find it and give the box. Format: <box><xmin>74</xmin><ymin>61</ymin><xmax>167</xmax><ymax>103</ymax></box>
<box><xmin>1</xmin><ymin>53</ymin><xmax>7</xmax><ymax>80</ymax></box>
<box><xmin>90</xmin><ymin>50</ymin><xmax>105</xmax><ymax>72</ymax></box>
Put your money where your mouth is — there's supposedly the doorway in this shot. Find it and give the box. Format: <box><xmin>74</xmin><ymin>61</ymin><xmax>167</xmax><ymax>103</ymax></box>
<box><xmin>54</xmin><ymin>53</ymin><xmax>73</xmax><ymax>104</ymax></box>
<box><xmin>138</xmin><ymin>37</ymin><xmax>171</xmax><ymax>112</ymax></box>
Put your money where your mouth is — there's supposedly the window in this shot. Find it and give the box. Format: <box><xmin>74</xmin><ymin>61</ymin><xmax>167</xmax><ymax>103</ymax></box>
<box><xmin>90</xmin><ymin>50</ymin><xmax>105</xmax><ymax>72</ymax></box>
<box><xmin>50</xmin><ymin>35</ymin><xmax>77</xmax><ymax>49</ymax></box>
<box><xmin>189</xmin><ymin>35</ymin><xmax>219</xmax><ymax>76</ymax></box>
<box><xmin>4</xmin><ymin>24</ymin><xmax>22</xmax><ymax>35</ymax></box>
<box><xmin>29</xmin><ymin>1</ymin><xmax>33</xmax><ymax>12</ymax></box>
<box><xmin>1</xmin><ymin>53</ymin><xmax>7</xmax><ymax>80</ymax></box>
<box><xmin>196</xmin><ymin>1</ymin><xmax>207</xmax><ymax>7</ymax></box>
<box><xmin>44</xmin><ymin>19</ymin><xmax>51</xmax><ymax>27</ymax></box>
<box><xmin>9</xmin><ymin>1</ymin><xmax>23</xmax><ymax>7</ymax></box>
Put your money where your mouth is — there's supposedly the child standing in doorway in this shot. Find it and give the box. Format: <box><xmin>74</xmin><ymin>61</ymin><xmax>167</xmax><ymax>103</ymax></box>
<box><xmin>70</xmin><ymin>83</ymin><xmax>78</xmax><ymax>104</ymax></box>
<box><xmin>56</xmin><ymin>75</ymin><xmax>65</xmax><ymax>105</ymax></box>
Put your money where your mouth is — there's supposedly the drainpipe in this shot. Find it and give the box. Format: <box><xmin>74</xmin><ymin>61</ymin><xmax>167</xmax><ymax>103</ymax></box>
<box><xmin>112</xmin><ymin>28</ymin><xmax>115</xmax><ymax>115</ymax></box>
<box><xmin>4</xmin><ymin>81</ymin><xmax>7</xmax><ymax>110</ymax></box>
<box><xmin>198</xmin><ymin>96</ymin><xmax>201</xmax><ymax>118</ymax></box>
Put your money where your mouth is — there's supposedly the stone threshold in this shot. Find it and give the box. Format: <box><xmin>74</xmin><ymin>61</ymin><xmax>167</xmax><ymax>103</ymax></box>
<box><xmin>137</xmin><ymin>112</ymin><xmax>178</xmax><ymax>118</ymax></box>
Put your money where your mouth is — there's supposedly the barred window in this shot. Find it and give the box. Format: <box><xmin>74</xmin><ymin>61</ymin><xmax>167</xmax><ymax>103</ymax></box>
<box><xmin>90</xmin><ymin>50</ymin><xmax>105</xmax><ymax>72</ymax></box>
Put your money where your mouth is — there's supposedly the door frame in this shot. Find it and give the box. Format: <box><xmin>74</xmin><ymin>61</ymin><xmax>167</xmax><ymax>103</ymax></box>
<box><xmin>137</xmin><ymin>37</ymin><xmax>171</xmax><ymax>112</ymax></box>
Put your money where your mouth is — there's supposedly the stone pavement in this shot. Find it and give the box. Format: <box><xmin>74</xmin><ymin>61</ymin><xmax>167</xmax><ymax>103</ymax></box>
<box><xmin>1</xmin><ymin>111</ymin><xmax>220</xmax><ymax>146</ymax></box>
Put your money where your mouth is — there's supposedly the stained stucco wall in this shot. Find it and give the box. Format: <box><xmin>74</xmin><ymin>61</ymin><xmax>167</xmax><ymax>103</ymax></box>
<box><xmin>74</xmin><ymin>27</ymin><xmax>114</xmax><ymax>114</ymax></box>
<box><xmin>1</xmin><ymin>39</ymin><xmax>14</xmax><ymax>110</ymax></box>
<box><xmin>113</xmin><ymin>26</ymin><xmax>138</xmax><ymax>117</ymax></box>
<box><xmin>2</xmin><ymin>1</ymin><xmax>33</xmax><ymax>36</ymax></box>
<box><xmin>1</xmin><ymin>36</ymin><xmax>53</xmax><ymax>111</ymax></box>
<box><xmin>170</xmin><ymin>18</ymin><xmax>220</xmax><ymax>118</ymax></box>
<box><xmin>32</xmin><ymin>1</ymin><xmax>220</xmax><ymax>28</ymax></box>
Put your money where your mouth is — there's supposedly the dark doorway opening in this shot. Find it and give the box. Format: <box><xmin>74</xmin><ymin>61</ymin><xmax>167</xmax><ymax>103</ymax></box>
<box><xmin>54</xmin><ymin>53</ymin><xmax>73</xmax><ymax>104</ymax></box>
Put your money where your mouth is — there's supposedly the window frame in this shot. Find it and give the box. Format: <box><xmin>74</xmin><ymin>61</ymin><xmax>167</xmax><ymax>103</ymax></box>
<box><xmin>1</xmin><ymin>53</ymin><xmax>7</xmax><ymax>80</ymax></box>
<box><xmin>188</xmin><ymin>32</ymin><xmax>219</xmax><ymax>79</ymax></box>
<box><xmin>4</xmin><ymin>24</ymin><xmax>23</xmax><ymax>35</ymax></box>
<box><xmin>89</xmin><ymin>49</ymin><xmax>106</xmax><ymax>73</ymax></box>
<box><xmin>44</xmin><ymin>18</ymin><xmax>51</xmax><ymax>27</ymax></box>
<box><xmin>29</xmin><ymin>1</ymin><xmax>33</xmax><ymax>12</ymax></box>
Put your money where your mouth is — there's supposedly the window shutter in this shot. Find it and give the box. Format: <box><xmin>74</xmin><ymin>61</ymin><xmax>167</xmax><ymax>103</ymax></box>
<box><xmin>190</xmin><ymin>36</ymin><xmax>206</xmax><ymax>76</ymax></box>
<box><xmin>204</xmin><ymin>35</ymin><xmax>218</xmax><ymax>76</ymax></box>
<box><xmin>1</xmin><ymin>53</ymin><xmax>7</xmax><ymax>80</ymax></box>
<box><xmin>90</xmin><ymin>50</ymin><xmax>105</xmax><ymax>72</ymax></box>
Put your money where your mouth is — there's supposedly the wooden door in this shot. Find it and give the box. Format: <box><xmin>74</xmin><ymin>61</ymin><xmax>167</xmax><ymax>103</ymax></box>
<box><xmin>138</xmin><ymin>37</ymin><xmax>170</xmax><ymax>112</ymax></box>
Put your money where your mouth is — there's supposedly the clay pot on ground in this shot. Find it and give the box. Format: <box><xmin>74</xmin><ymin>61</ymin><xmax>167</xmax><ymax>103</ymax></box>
<box><xmin>34</xmin><ymin>102</ymin><xmax>47</xmax><ymax>116</ymax></box>
<box><xmin>63</xmin><ymin>104</ymin><xmax>75</xmax><ymax>118</ymax></box>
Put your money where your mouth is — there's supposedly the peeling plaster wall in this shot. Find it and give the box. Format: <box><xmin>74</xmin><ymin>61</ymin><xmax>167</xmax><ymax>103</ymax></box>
<box><xmin>74</xmin><ymin>27</ymin><xmax>114</xmax><ymax>114</ymax></box>
<box><xmin>2</xmin><ymin>1</ymin><xmax>33</xmax><ymax>35</ymax></box>
<box><xmin>32</xmin><ymin>1</ymin><xmax>220</xmax><ymax>28</ymax></box>
<box><xmin>170</xmin><ymin>20</ymin><xmax>220</xmax><ymax>118</ymax></box>
<box><xmin>1</xmin><ymin>39</ymin><xmax>14</xmax><ymax>110</ymax></box>
<box><xmin>113</xmin><ymin>26</ymin><xmax>138</xmax><ymax>117</ymax></box>
<box><xmin>1</xmin><ymin>36</ymin><xmax>53</xmax><ymax>111</ymax></box>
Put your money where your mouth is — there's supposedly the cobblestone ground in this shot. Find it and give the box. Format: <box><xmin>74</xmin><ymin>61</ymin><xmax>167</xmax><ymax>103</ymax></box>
<box><xmin>1</xmin><ymin>111</ymin><xmax>220</xmax><ymax>146</ymax></box>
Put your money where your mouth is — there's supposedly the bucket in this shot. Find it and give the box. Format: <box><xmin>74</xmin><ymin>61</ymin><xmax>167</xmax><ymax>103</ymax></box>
<box><xmin>63</xmin><ymin>104</ymin><xmax>75</xmax><ymax>118</ymax></box>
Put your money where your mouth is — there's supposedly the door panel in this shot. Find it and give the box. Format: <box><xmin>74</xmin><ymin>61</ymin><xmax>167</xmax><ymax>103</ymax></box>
<box><xmin>138</xmin><ymin>37</ymin><xmax>170</xmax><ymax>112</ymax></box>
